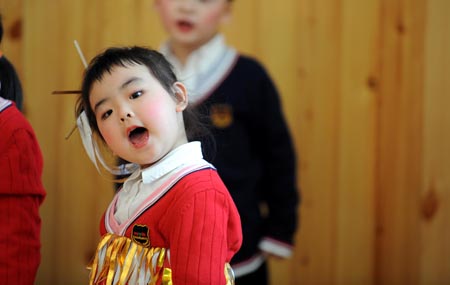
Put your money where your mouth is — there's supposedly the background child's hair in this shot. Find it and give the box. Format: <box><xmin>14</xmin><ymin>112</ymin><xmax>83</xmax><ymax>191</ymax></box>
<box><xmin>0</xmin><ymin>14</ymin><xmax>23</xmax><ymax>110</ymax></box>
<box><xmin>75</xmin><ymin>46</ymin><xmax>212</xmax><ymax>144</ymax></box>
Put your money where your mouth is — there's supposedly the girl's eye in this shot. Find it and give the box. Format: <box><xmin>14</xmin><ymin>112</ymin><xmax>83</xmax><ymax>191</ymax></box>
<box><xmin>101</xmin><ymin>110</ymin><xmax>112</xmax><ymax>120</ymax></box>
<box><xmin>130</xmin><ymin>90</ymin><xmax>143</xmax><ymax>100</ymax></box>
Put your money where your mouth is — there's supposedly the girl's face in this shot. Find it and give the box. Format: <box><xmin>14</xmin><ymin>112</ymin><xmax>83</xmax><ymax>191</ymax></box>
<box><xmin>155</xmin><ymin>0</ymin><xmax>231</xmax><ymax>50</ymax></box>
<box><xmin>89</xmin><ymin>64</ymin><xmax>188</xmax><ymax>168</ymax></box>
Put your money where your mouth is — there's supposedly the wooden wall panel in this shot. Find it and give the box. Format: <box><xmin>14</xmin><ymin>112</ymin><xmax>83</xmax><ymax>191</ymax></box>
<box><xmin>294</xmin><ymin>1</ymin><xmax>343</xmax><ymax>283</ymax></box>
<box><xmin>0</xmin><ymin>0</ymin><xmax>449</xmax><ymax>284</ymax></box>
<box><xmin>376</xmin><ymin>0</ymin><xmax>425</xmax><ymax>284</ymax></box>
<box><xmin>292</xmin><ymin>1</ymin><xmax>379</xmax><ymax>284</ymax></box>
<box><xmin>335</xmin><ymin>0</ymin><xmax>379</xmax><ymax>283</ymax></box>
<box><xmin>421</xmin><ymin>0</ymin><xmax>450</xmax><ymax>283</ymax></box>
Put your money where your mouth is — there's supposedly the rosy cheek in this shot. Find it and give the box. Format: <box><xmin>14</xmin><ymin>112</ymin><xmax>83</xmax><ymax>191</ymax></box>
<box><xmin>204</xmin><ymin>10</ymin><xmax>223</xmax><ymax>25</ymax></box>
<box><xmin>143</xmin><ymin>103</ymin><xmax>166</xmax><ymax>126</ymax></box>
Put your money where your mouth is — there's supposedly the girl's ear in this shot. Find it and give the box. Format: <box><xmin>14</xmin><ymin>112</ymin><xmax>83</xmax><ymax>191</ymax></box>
<box><xmin>173</xmin><ymin>82</ymin><xmax>188</xmax><ymax>112</ymax></box>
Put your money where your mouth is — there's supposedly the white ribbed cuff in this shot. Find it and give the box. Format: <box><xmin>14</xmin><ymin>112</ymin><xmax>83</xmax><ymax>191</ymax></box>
<box><xmin>259</xmin><ymin>237</ymin><xmax>293</xmax><ymax>258</ymax></box>
<box><xmin>232</xmin><ymin>254</ymin><xmax>265</xmax><ymax>277</ymax></box>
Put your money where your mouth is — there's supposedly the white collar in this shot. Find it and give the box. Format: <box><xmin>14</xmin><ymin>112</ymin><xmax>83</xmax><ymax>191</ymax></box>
<box><xmin>160</xmin><ymin>34</ymin><xmax>226</xmax><ymax>75</ymax></box>
<box><xmin>0</xmin><ymin>97</ymin><xmax>12</xmax><ymax>112</ymax></box>
<box><xmin>124</xmin><ymin>141</ymin><xmax>206</xmax><ymax>187</ymax></box>
<box><xmin>160</xmin><ymin>34</ymin><xmax>238</xmax><ymax>103</ymax></box>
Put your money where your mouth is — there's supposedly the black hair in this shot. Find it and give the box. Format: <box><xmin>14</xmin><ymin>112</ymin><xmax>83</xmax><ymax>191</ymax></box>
<box><xmin>0</xmin><ymin>57</ymin><xmax>24</xmax><ymax>110</ymax></box>
<box><xmin>0</xmin><ymin>14</ymin><xmax>24</xmax><ymax>110</ymax></box>
<box><xmin>75</xmin><ymin>46</ymin><xmax>210</xmax><ymax>143</ymax></box>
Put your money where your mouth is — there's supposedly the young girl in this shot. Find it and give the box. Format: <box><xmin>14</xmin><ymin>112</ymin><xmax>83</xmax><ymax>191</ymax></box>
<box><xmin>75</xmin><ymin>46</ymin><xmax>242</xmax><ymax>285</ymax></box>
<box><xmin>154</xmin><ymin>0</ymin><xmax>299</xmax><ymax>284</ymax></box>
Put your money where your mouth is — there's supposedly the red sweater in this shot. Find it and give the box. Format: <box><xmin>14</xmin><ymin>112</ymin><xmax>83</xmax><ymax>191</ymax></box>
<box><xmin>93</xmin><ymin>167</ymin><xmax>242</xmax><ymax>285</ymax></box>
<box><xmin>0</xmin><ymin>102</ymin><xmax>46</xmax><ymax>285</ymax></box>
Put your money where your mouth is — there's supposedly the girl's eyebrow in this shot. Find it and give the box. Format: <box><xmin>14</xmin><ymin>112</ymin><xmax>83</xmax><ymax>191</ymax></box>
<box><xmin>94</xmin><ymin>76</ymin><xmax>143</xmax><ymax>112</ymax></box>
<box><xmin>93</xmin><ymin>98</ymin><xmax>107</xmax><ymax>113</ymax></box>
<box><xmin>120</xmin><ymin>76</ymin><xmax>142</xmax><ymax>90</ymax></box>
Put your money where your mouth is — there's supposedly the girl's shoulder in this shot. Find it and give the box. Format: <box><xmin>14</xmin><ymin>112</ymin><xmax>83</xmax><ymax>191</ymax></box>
<box><xmin>163</xmin><ymin>168</ymin><xmax>230</xmax><ymax>205</ymax></box>
<box><xmin>176</xmin><ymin>167</ymin><xmax>226</xmax><ymax>193</ymax></box>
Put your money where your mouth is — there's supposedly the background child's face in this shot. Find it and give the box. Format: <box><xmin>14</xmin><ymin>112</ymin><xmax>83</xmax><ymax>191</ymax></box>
<box><xmin>155</xmin><ymin>0</ymin><xmax>231</xmax><ymax>49</ymax></box>
<box><xmin>89</xmin><ymin>64</ymin><xmax>188</xmax><ymax>167</ymax></box>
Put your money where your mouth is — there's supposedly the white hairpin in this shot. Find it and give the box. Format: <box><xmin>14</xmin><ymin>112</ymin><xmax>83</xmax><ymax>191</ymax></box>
<box><xmin>74</xmin><ymin>41</ymin><xmax>138</xmax><ymax>175</ymax></box>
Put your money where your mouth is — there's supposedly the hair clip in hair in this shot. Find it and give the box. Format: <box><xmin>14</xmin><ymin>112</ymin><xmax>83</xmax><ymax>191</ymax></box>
<box><xmin>76</xmin><ymin>111</ymin><xmax>96</xmax><ymax>164</ymax></box>
<box><xmin>55</xmin><ymin>41</ymin><xmax>138</xmax><ymax>176</ymax></box>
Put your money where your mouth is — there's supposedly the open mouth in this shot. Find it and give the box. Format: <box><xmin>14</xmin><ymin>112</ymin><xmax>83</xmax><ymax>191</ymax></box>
<box><xmin>128</xmin><ymin>127</ymin><xmax>149</xmax><ymax>148</ymax></box>
<box><xmin>176</xmin><ymin>20</ymin><xmax>194</xmax><ymax>32</ymax></box>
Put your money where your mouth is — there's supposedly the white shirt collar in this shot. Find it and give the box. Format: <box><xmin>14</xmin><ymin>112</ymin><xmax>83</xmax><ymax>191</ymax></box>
<box><xmin>160</xmin><ymin>34</ymin><xmax>237</xmax><ymax>103</ymax></box>
<box><xmin>160</xmin><ymin>34</ymin><xmax>227</xmax><ymax>75</ymax></box>
<box><xmin>0</xmin><ymin>97</ymin><xmax>12</xmax><ymax>112</ymax></box>
<box><xmin>114</xmin><ymin>141</ymin><xmax>211</xmax><ymax>224</ymax></box>
<box><xmin>125</xmin><ymin>141</ymin><xmax>205</xmax><ymax>186</ymax></box>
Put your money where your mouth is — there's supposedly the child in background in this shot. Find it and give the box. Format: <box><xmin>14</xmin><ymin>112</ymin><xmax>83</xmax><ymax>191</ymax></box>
<box><xmin>0</xmin><ymin>14</ymin><xmax>46</xmax><ymax>285</ymax></box>
<box><xmin>75</xmin><ymin>46</ymin><xmax>242</xmax><ymax>285</ymax></box>
<box><xmin>154</xmin><ymin>0</ymin><xmax>299</xmax><ymax>284</ymax></box>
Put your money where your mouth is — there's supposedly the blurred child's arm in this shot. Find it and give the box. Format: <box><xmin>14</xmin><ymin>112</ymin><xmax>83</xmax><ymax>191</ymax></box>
<box><xmin>250</xmin><ymin>61</ymin><xmax>299</xmax><ymax>257</ymax></box>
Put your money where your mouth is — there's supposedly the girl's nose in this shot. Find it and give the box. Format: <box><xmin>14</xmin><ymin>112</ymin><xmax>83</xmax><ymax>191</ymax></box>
<box><xmin>120</xmin><ymin>112</ymin><xmax>133</xmax><ymax>122</ymax></box>
<box><xmin>178</xmin><ymin>0</ymin><xmax>196</xmax><ymax>11</ymax></box>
